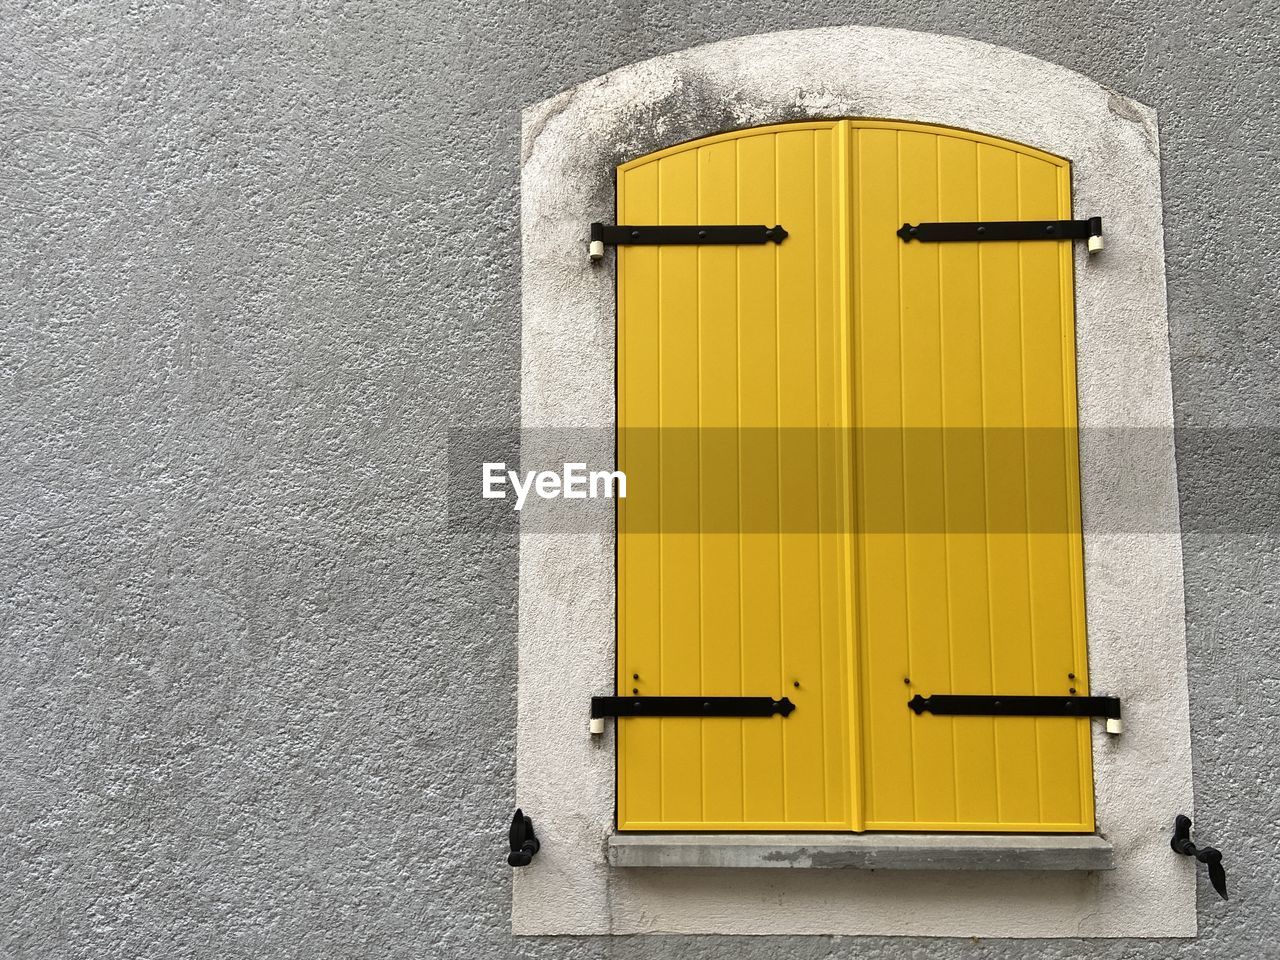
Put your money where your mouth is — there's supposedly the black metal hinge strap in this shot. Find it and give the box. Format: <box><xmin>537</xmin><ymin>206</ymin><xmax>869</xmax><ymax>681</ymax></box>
<box><xmin>909</xmin><ymin>693</ymin><xmax>1122</xmax><ymax>733</ymax></box>
<box><xmin>1172</xmin><ymin>814</ymin><xmax>1227</xmax><ymax>900</ymax></box>
<box><xmin>897</xmin><ymin>217</ymin><xmax>1103</xmax><ymax>251</ymax></box>
<box><xmin>589</xmin><ymin>222</ymin><xmax>788</xmax><ymax>260</ymax></box>
<box><xmin>591</xmin><ymin>695</ymin><xmax>795</xmax><ymax>719</ymax></box>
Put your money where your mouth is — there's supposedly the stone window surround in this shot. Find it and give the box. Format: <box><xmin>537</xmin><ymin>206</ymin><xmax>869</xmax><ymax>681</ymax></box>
<box><xmin>517</xmin><ymin>26</ymin><xmax>1194</xmax><ymax>938</ymax></box>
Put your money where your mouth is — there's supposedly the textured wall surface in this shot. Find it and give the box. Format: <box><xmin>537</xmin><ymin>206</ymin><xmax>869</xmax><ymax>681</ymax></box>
<box><xmin>1</xmin><ymin>2</ymin><xmax>1276</xmax><ymax>959</ymax></box>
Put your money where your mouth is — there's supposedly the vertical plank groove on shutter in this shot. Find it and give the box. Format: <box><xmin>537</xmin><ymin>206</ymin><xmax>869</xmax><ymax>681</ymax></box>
<box><xmin>656</xmin><ymin>146</ymin><xmax>700</xmax><ymax>823</ymax></box>
<box><xmin>985</xmin><ymin>142</ymin><xmax>1039</xmax><ymax>826</ymax></box>
<box><xmin>900</xmin><ymin>129</ymin><xmax>958</xmax><ymax>825</ymax></box>
<box><xmin>737</xmin><ymin>131</ymin><xmax>785</xmax><ymax>826</ymax></box>
<box><xmin>938</xmin><ymin>134</ymin><xmax>1000</xmax><ymax>824</ymax></box>
<box><xmin>698</xmin><ymin>137</ymin><xmax>744</xmax><ymax>824</ymax></box>
<box><xmin>853</xmin><ymin>125</ymin><xmax>915</xmax><ymax>825</ymax></box>
<box><xmin>617</xmin><ymin>158</ymin><xmax>661</xmax><ymax>828</ymax></box>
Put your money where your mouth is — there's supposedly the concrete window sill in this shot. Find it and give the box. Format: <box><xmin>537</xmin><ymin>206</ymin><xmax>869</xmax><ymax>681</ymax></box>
<box><xmin>607</xmin><ymin>833</ymin><xmax>1115</xmax><ymax>871</ymax></box>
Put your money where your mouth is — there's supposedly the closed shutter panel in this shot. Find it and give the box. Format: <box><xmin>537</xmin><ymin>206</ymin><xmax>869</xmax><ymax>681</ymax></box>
<box><xmin>617</xmin><ymin>123</ymin><xmax>855</xmax><ymax>831</ymax></box>
<box><xmin>851</xmin><ymin>123</ymin><xmax>1092</xmax><ymax>832</ymax></box>
<box><xmin>615</xmin><ymin>120</ymin><xmax>1092</xmax><ymax>833</ymax></box>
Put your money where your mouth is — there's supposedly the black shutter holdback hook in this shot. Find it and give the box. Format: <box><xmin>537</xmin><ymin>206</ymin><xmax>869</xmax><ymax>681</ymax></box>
<box><xmin>1171</xmin><ymin>814</ymin><xmax>1227</xmax><ymax>900</ymax></box>
<box><xmin>508</xmin><ymin>808</ymin><xmax>540</xmax><ymax>867</ymax></box>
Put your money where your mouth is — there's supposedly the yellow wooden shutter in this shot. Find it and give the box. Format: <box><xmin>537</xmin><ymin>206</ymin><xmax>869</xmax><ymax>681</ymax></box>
<box><xmin>617</xmin><ymin>122</ymin><xmax>855</xmax><ymax>831</ymax></box>
<box><xmin>616</xmin><ymin>120</ymin><xmax>1092</xmax><ymax>833</ymax></box>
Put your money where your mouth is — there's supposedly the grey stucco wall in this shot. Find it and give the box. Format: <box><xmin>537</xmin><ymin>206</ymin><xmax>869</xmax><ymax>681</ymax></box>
<box><xmin>1</xmin><ymin>2</ymin><xmax>1275</xmax><ymax>959</ymax></box>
